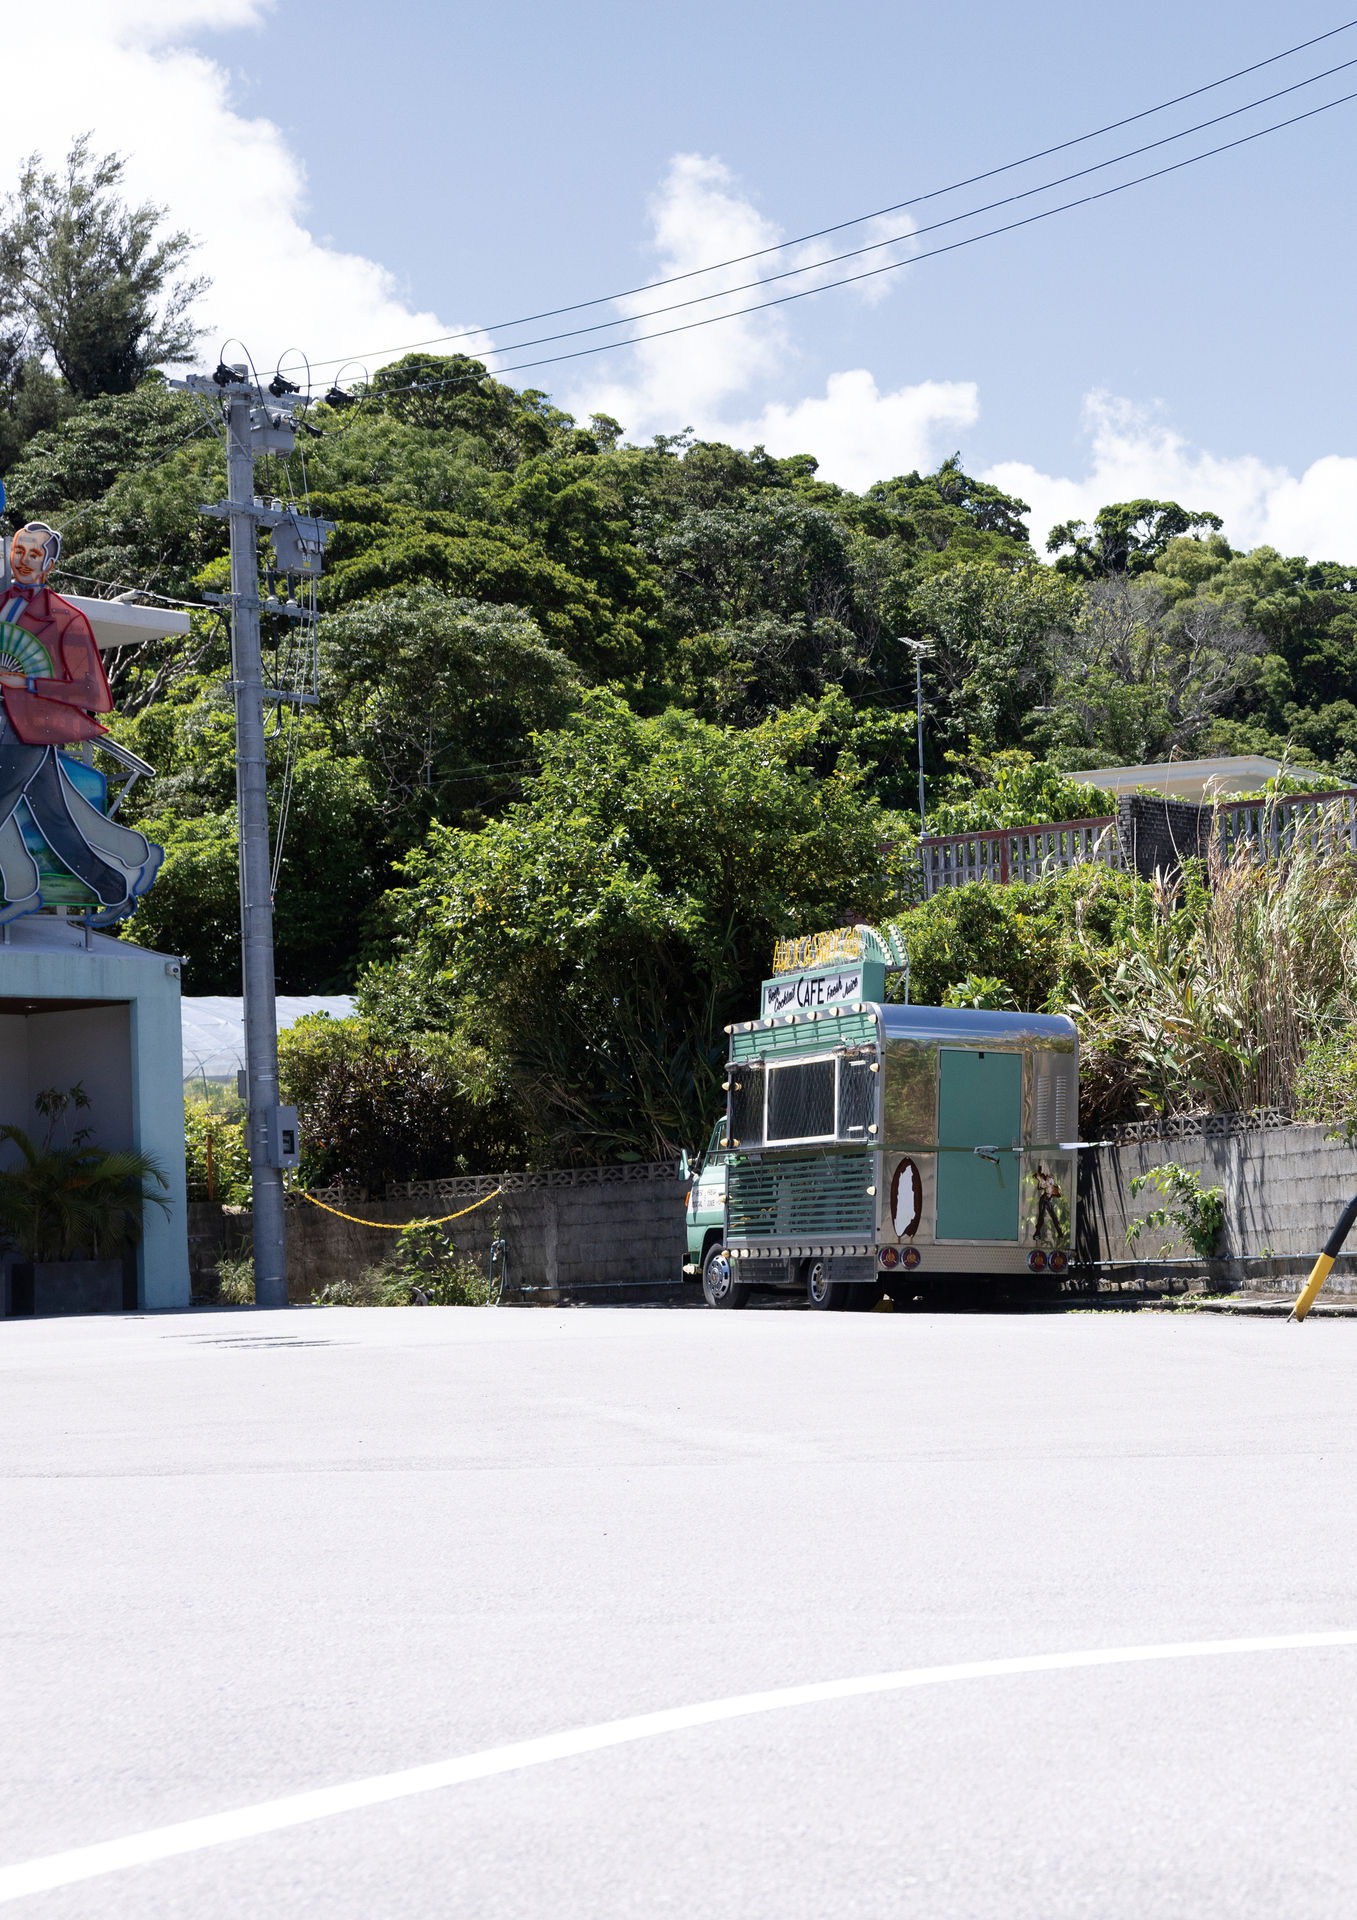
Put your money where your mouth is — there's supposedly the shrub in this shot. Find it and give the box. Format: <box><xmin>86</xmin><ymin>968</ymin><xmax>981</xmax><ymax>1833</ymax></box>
<box><xmin>183</xmin><ymin>1093</ymin><xmax>251</xmax><ymax>1203</ymax></box>
<box><xmin>214</xmin><ymin>1251</ymin><xmax>255</xmax><ymax>1305</ymax></box>
<box><xmin>884</xmin><ymin>864</ymin><xmax>1149</xmax><ymax>1016</ymax></box>
<box><xmin>278</xmin><ymin>1015</ymin><xmax>520</xmax><ymax>1192</ymax></box>
<box><xmin>929</xmin><ymin>750</ymin><xmax>1103</xmax><ymax>836</ymax></box>
<box><xmin>942</xmin><ymin>973</ymin><xmax>1018</xmax><ymax>1010</ymax></box>
<box><xmin>1126</xmin><ymin>1163</ymin><xmax>1226</xmax><ymax>1259</ymax></box>
<box><xmin>316</xmin><ymin>1221</ymin><xmax>490</xmax><ymax>1307</ymax></box>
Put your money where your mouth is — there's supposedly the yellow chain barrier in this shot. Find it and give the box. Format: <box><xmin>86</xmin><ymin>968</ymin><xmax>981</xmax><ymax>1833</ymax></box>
<box><xmin>298</xmin><ymin>1186</ymin><xmax>502</xmax><ymax>1229</ymax></box>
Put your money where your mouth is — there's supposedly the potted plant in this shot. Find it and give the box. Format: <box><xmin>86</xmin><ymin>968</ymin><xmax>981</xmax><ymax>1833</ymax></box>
<box><xmin>0</xmin><ymin>1085</ymin><xmax>170</xmax><ymax>1317</ymax></box>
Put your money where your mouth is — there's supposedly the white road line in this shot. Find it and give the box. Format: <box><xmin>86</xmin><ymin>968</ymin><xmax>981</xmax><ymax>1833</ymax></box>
<box><xmin>3</xmin><ymin>1630</ymin><xmax>1355</xmax><ymax>1904</ymax></box>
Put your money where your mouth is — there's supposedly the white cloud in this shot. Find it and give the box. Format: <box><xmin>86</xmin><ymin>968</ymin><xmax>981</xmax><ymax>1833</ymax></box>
<box><xmin>0</xmin><ymin>1</ymin><xmax>471</xmax><ymax>382</ymax></box>
<box><xmin>565</xmin><ymin>154</ymin><xmax>957</xmax><ymax>489</ymax></box>
<box><xmin>566</xmin><ymin>154</ymin><xmax>792</xmax><ymax>430</ymax></box>
<box><xmin>987</xmin><ymin>393</ymin><xmax>1357</xmax><ymax>564</ymax></box>
<box><xmin>736</xmin><ymin>369</ymin><xmax>979</xmax><ymax>492</ymax></box>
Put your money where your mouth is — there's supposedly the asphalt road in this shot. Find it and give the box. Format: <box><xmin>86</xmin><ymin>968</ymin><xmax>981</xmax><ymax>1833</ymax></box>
<box><xmin>2</xmin><ymin>1304</ymin><xmax>1356</xmax><ymax>1917</ymax></box>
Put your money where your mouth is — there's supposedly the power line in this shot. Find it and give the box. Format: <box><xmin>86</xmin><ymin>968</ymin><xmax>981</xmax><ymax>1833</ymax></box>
<box><xmin>478</xmin><ymin>85</ymin><xmax>1357</xmax><ymax>380</ymax></box>
<box><xmin>351</xmin><ymin>54</ymin><xmax>1357</xmax><ymax>371</ymax></box>
<box><xmin>304</xmin><ymin>17</ymin><xmax>1357</xmax><ymax>372</ymax></box>
<box><xmin>51</xmin><ymin>570</ymin><xmax>207</xmax><ymax>610</ymax></box>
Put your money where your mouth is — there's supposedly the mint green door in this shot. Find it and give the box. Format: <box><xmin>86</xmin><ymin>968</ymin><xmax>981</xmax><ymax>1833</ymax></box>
<box><xmin>935</xmin><ymin>1049</ymin><xmax>1022</xmax><ymax>1241</ymax></box>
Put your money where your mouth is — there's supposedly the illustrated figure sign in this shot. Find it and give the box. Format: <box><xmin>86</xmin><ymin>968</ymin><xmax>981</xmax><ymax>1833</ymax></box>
<box><xmin>0</xmin><ymin>504</ymin><xmax>162</xmax><ymax>924</ymax></box>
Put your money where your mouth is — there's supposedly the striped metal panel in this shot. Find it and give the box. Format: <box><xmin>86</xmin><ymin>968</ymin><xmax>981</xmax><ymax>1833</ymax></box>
<box><xmin>730</xmin><ymin>1010</ymin><xmax>877</xmax><ymax>1061</ymax></box>
<box><xmin>727</xmin><ymin>1151</ymin><xmax>874</xmax><ymax>1241</ymax></box>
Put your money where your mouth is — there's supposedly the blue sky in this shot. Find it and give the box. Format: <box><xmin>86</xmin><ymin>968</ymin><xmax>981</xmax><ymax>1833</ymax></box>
<box><xmin>9</xmin><ymin>2</ymin><xmax>1357</xmax><ymax>554</ymax></box>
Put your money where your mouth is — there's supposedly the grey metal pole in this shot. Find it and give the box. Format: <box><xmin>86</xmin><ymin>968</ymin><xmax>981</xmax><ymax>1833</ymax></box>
<box><xmin>224</xmin><ymin>387</ymin><xmax>288</xmax><ymax>1308</ymax></box>
<box><xmin>914</xmin><ymin>646</ymin><xmax>926</xmax><ymax>838</ymax></box>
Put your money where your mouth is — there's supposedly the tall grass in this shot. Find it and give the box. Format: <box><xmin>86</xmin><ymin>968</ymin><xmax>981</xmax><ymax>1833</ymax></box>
<box><xmin>1071</xmin><ymin>832</ymin><xmax>1357</xmax><ymax>1129</ymax></box>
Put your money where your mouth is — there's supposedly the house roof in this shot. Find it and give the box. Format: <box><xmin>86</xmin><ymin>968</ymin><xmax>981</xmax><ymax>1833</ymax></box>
<box><xmin>1076</xmin><ymin>755</ymin><xmax>1327</xmax><ymax>802</ymax></box>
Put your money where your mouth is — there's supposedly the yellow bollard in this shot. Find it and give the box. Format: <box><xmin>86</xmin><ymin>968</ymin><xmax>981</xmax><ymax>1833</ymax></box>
<box><xmin>1292</xmin><ymin>1253</ymin><xmax>1336</xmax><ymax>1323</ymax></box>
<box><xmin>1292</xmin><ymin>1195</ymin><xmax>1357</xmax><ymax>1321</ymax></box>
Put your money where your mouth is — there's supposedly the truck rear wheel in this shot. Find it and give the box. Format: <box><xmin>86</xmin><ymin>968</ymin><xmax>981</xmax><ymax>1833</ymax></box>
<box><xmin>703</xmin><ymin>1245</ymin><xmax>748</xmax><ymax>1309</ymax></box>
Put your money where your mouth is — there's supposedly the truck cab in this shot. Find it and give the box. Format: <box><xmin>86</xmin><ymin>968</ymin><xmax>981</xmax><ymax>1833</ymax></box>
<box><xmin>684</xmin><ymin>1120</ymin><xmax>730</xmax><ymax>1295</ymax></box>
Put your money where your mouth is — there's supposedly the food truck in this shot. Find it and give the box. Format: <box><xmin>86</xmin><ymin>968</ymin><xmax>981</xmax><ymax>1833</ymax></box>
<box><xmin>686</xmin><ymin>925</ymin><xmax>1078</xmax><ymax>1308</ymax></box>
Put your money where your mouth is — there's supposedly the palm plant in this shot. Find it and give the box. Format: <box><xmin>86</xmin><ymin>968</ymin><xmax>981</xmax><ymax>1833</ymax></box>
<box><xmin>0</xmin><ymin>1085</ymin><xmax>169</xmax><ymax>1264</ymax></box>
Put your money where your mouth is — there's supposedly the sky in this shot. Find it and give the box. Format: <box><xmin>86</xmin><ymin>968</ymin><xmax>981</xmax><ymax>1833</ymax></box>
<box><xmin>6</xmin><ymin>0</ymin><xmax>1357</xmax><ymax>558</ymax></box>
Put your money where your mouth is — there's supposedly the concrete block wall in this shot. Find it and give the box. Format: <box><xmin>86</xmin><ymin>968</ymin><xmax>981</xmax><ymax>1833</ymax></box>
<box><xmin>191</xmin><ymin>1126</ymin><xmax>1357</xmax><ymax>1304</ymax></box>
<box><xmin>1080</xmin><ymin>1119</ymin><xmax>1357</xmax><ymax>1278</ymax></box>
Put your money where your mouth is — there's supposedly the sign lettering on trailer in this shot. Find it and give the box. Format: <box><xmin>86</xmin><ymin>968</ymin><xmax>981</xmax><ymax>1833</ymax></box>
<box><xmin>762</xmin><ymin>968</ymin><xmax>863</xmax><ymax>1016</ymax></box>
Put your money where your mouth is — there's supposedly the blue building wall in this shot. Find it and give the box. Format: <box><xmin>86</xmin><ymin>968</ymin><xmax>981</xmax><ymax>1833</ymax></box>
<box><xmin>0</xmin><ymin>915</ymin><xmax>188</xmax><ymax>1309</ymax></box>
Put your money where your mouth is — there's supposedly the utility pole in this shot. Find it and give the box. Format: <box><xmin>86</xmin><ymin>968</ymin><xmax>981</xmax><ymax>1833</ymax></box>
<box><xmin>224</xmin><ymin>375</ymin><xmax>286</xmax><ymax>1305</ymax></box>
<box><xmin>172</xmin><ymin>363</ymin><xmax>330</xmax><ymax>1307</ymax></box>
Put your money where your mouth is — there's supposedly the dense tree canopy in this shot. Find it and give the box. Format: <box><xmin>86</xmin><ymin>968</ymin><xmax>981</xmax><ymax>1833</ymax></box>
<box><xmin>2</xmin><ymin>318</ymin><xmax>1355</xmax><ymax>1162</ymax></box>
<box><xmin>361</xmin><ymin>689</ymin><xmax>911</xmax><ymax>1161</ymax></box>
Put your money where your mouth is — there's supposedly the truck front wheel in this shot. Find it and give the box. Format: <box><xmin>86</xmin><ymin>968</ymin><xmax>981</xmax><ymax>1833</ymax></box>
<box><xmin>702</xmin><ymin>1245</ymin><xmax>748</xmax><ymax>1309</ymax></box>
<box><xmin>806</xmin><ymin>1259</ymin><xmax>851</xmax><ymax>1311</ymax></box>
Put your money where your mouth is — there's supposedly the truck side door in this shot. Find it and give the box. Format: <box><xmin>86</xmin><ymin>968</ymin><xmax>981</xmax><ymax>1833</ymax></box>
<box><xmin>688</xmin><ymin>1120</ymin><xmax>729</xmax><ymax>1246</ymax></box>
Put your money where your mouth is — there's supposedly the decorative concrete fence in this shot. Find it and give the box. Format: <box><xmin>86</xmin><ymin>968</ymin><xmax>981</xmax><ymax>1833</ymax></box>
<box><xmin>1079</xmin><ymin>1113</ymin><xmax>1357</xmax><ymax>1290</ymax></box>
<box><xmin>193</xmin><ymin>1161</ymin><xmax>689</xmax><ymax>1303</ymax></box>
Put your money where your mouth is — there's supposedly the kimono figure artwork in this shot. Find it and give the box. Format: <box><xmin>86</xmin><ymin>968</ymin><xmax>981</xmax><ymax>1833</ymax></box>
<box><xmin>1033</xmin><ymin>1162</ymin><xmax>1067</xmax><ymax>1246</ymax></box>
<box><xmin>0</xmin><ymin>520</ymin><xmax>162</xmax><ymax>925</ymax></box>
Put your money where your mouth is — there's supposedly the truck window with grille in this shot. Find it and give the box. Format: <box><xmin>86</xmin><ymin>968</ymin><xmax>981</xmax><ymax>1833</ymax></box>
<box><xmin>837</xmin><ymin>1049</ymin><xmax>876</xmax><ymax>1138</ymax></box>
<box><xmin>766</xmin><ymin>1058</ymin><xmax>836</xmax><ymax>1143</ymax></box>
<box><xmin>727</xmin><ymin>1064</ymin><xmax>765</xmax><ymax>1146</ymax></box>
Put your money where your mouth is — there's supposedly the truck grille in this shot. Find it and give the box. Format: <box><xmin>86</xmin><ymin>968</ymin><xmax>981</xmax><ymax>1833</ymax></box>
<box><xmin>727</xmin><ymin>1152</ymin><xmax>874</xmax><ymax>1239</ymax></box>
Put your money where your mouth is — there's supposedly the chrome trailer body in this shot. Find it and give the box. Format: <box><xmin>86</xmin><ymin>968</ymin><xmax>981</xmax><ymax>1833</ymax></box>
<box><xmin>722</xmin><ymin>1000</ymin><xmax>1078</xmax><ymax>1292</ymax></box>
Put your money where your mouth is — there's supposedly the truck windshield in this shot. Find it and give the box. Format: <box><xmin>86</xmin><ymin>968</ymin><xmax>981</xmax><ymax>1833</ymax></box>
<box><xmin>766</xmin><ymin>1058</ymin><xmax>836</xmax><ymax>1143</ymax></box>
<box><xmin>735</xmin><ymin>1046</ymin><xmax>878</xmax><ymax>1146</ymax></box>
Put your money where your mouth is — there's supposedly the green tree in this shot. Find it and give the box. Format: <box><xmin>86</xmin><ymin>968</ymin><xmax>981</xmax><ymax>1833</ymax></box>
<box><xmin>318</xmin><ymin>588</ymin><xmax>583</xmax><ymax>837</ymax></box>
<box><xmin>1047</xmin><ymin>499</ymin><xmax>1223</xmax><ymax>578</ymax></box>
<box><xmin>908</xmin><ymin>561</ymin><xmax>1080</xmax><ymax>754</ymax></box>
<box><xmin>0</xmin><ymin>138</ymin><xmax>206</xmax><ymax>399</ymax></box>
<box><xmin>864</xmin><ymin>452</ymin><xmax>1033</xmax><ymax>561</ymax></box>
<box><xmin>363</xmin><ymin>689</ymin><xmax>905</xmax><ymax>1161</ymax></box>
<box><xmin>117</xmin><ymin>706</ymin><xmax>383</xmax><ymax>991</ymax></box>
<box><xmin>1035</xmin><ymin>575</ymin><xmax>1263</xmax><ymax>765</ymax></box>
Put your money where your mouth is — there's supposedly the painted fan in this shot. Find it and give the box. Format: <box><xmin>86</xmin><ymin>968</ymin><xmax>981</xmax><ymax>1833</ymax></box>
<box><xmin>0</xmin><ymin>620</ymin><xmax>51</xmax><ymax>679</ymax></box>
